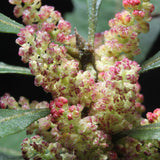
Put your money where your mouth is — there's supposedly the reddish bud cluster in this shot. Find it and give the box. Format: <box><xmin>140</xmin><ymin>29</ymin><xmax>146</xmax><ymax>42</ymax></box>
<box><xmin>0</xmin><ymin>93</ymin><xmax>18</xmax><ymax>109</ymax></box>
<box><xmin>21</xmin><ymin>135</ymin><xmax>75</xmax><ymax>159</ymax></box>
<box><xmin>95</xmin><ymin>0</ymin><xmax>154</xmax><ymax>75</ymax></box>
<box><xmin>123</xmin><ymin>0</ymin><xmax>141</xmax><ymax>8</ymax></box>
<box><xmin>49</xmin><ymin>96</ymin><xmax>84</xmax><ymax>122</ymax></box>
<box><xmin>146</xmin><ymin>108</ymin><xmax>160</xmax><ymax>123</ymax></box>
<box><xmin>49</xmin><ymin>97</ymin><xmax>67</xmax><ymax>121</ymax></box>
<box><xmin>133</xmin><ymin>10</ymin><xmax>145</xmax><ymax>18</ymax></box>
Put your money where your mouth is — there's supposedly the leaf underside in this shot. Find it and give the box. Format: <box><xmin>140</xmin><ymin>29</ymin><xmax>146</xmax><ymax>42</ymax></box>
<box><xmin>0</xmin><ymin>13</ymin><xmax>24</xmax><ymax>34</ymax></box>
<box><xmin>0</xmin><ymin>152</ymin><xmax>22</xmax><ymax>160</ymax></box>
<box><xmin>0</xmin><ymin>62</ymin><xmax>32</xmax><ymax>75</ymax></box>
<box><xmin>139</xmin><ymin>51</ymin><xmax>160</xmax><ymax>74</ymax></box>
<box><xmin>115</xmin><ymin>122</ymin><xmax>160</xmax><ymax>141</ymax></box>
<box><xmin>0</xmin><ymin>109</ymin><xmax>50</xmax><ymax>138</ymax></box>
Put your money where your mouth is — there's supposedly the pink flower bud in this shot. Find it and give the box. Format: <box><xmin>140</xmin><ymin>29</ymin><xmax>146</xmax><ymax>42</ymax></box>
<box><xmin>153</xmin><ymin>108</ymin><xmax>160</xmax><ymax>116</ymax></box>
<box><xmin>41</xmin><ymin>22</ymin><xmax>56</xmax><ymax>32</ymax></box>
<box><xmin>69</xmin><ymin>105</ymin><xmax>75</xmax><ymax>112</ymax></box>
<box><xmin>133</xmin><ymin>10</ymin><xmax>145</xmax><ymax>18</ymax></box>
<box><xmin>146</xmin><ymin>112</ymin><xmax>158</xmax><ymax>123</ymax></box>
<box><xmin>58</xmin><ymin>20</ymin><xmax>71</xmax><ymax>34</ymax></box>
<box><xmin>38</xmin><ymin>5</ymin><xmax>54</xmax><ymax>20</ymax></box>
<box><xmin>58</xmin><ymin>108</ymin><xmax>65</xmax><ymax>115</ymax></box>
<box><xmin>13</xmin><ymin>5</ymin><xmax>23</xmax><ymax>18</ymax></box>
<box><xmin>123</xmin><ymin>0</ymin><xmax>141</xmax><ymax>8</ymax></box>
<box><xmin>68</xmin><ymin>113</ymin><xmax>73</xmax><ymax>120</ymax></box>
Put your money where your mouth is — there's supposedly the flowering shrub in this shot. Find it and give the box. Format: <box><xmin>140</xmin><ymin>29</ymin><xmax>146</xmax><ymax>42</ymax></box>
<box><xmin>0</xmin><ymin>0</ymin><xmax>160</xmax><ymax>159</ymax></box>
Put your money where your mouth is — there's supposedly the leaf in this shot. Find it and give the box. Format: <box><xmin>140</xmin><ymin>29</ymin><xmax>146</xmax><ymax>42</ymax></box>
<box><xmin>128</xmin><ymin>123</ymin><xmax>160</xmax><ymax>141</ymax></box>
<box><xmin>0</xmin><ymin>131</ymin><xmax>32</xmax><ymax>157</ymax></box>
<box><xmin>0</xmin><ymin>108</ymin><xmax>50</xmax><ymax>138</ymax></box>
<box><xmin>0</xmin><ymin>152</ymin><xmax>22</xmax><ymax>160</ymax></box>
<box><xmin>139</xmin><ymin>51</ymin><xmax>160</xmax><ymax>74</ymax></box>
<box><xmin>0</xmin><ymin>62</ymin><xmax>32</xmax><ymax>75</ymax></box>
<box><xmin>115</xmin><ymin>122</ymin><xmax>160</xmax><ymax>141</ymax></box>
<box><xmin>87</xmin><ymin>0</ymin><xmax>102</xmax><ymax>46</ymax></box>
<box><xmin>0</xmin><ymin>132</ymin><xmax>27</xmax><ymax>155</ymax></box>
<box><xmin>134</xmin><ymin>17</ymin><xmax>160</xmax><ymax>64</ymax></box>
<box><xmin>0</xmin><ymin>13</ymin><xmax>24</xmax><ymax>34</ymax></box>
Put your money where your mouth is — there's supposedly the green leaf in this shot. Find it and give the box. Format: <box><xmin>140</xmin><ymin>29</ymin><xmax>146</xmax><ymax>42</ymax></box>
<box><xmin>115</xmin><ymin>122</ymin><xmax>160</xmax><ymax>141</ymax></box>
<box><xmin>0</xmin><ymin>131</ymin><xmax>32</xmax><ymax>157</ymax></box>
<box><xmin>87</xmin><ymin>0</ymin><xmax>102</xmax><ymax>46</ymax></box>
<box><xmin>0</xmin><ymin>62</ymin><xmax>32</xmax><ymax>75</ymax></box>
<box><xmin>0</xmin><ymin>108</ymin><xmax>50</xmax><ymax>138</ymax></box>
<box><xmin>0</xmin><ymin>153</ymin><xmax>22</xmax><ymax>160</ymax></box>
<box><xmin>0</xmin><ymin>13</ymin><xmax>24</xmax><ymax>34</ymax></box>
<box><xmin>128</xmin><ymin>123</ymin><xmax>160</xmax><ymax>141</ymax></box>
<box><xmin>139</xmin><ymin>51</ymin><xmax>160</xmax><ymax>74</ymax></box>
<box><xmin>134</xmin><ymin>17</ymin><xmax>160</xmax><ymax>64</ymax></box>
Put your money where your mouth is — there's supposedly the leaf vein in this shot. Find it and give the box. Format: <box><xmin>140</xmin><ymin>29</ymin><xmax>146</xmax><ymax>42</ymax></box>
<box><xmin>0</xmin><ymin>19</ymin><xmax>21</xmax><ymax>30</ymax></box>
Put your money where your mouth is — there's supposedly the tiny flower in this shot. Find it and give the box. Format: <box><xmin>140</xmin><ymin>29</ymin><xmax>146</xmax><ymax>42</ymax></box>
<box><xmin>153</xmin><ymin>108</ymin><xmax>160</xmax><ymax>116</ymax></box>
<box><xmin>13</xmin><ymin>5</ymin><xmax>23</xmax><ymax>18</ymax></box>
<box><xmin>41</xmin><ymin>22</ymin><xmax>56</xmax><ymax>32</ymax></box>
<box><xmin>67</xmin><ymin>113</ymin><xmax>73</xmax><ymax>120</ymax></box>
<box><xmin>132</xmin><ymin>10</ymin><xmax>145</xmax><ymax>19</ymax></box>
<box><xmin>69</xmin><ymin>105</ymin><xmax>76</xmax><ymax>112</ymax></box>
<box><xmin>58</xmin><ymin>20</ymin><xmax>71</xmax><ymax>35</ymax></box>
<box><xmin>49</xmin><ymin>97</ymin><xmax>69</xmax><ymax>122</ymax></box>
<box><xmin>22</xmin><ymin>6</ymin><xmax>36</xmax><ymax>24</ymax></box>
<box><xmin>0</xmin><ymin>93</ymin><xmax>19</xmax><ymax>109</ymax></box>
<box><xmin>38</xmin><ymin>117</ymin><xmax>51</xmax><ymax>131</ymax></box>
<box><xmin>123</xmin><ymin>0</ymin><xmax>141</xmax><ymax>8</ymax></box>
<box><xmin>38</xmin><ymin>5</ymin><xmax>54</xmax><ymax>20</ymax></box>
<box><xmin>9</xmin><ymin>0</ymin><xmax>22</xmax><ymax>5</ymax></box>
<box><xmin>146</xmin><ymin>112</ymin><xmax>158</xmax><ymax>123</ymax></box>
<box><xmin>144</xmin><ymin>108</ymin><xmax>160</xmax><ymax>124</ymax></box>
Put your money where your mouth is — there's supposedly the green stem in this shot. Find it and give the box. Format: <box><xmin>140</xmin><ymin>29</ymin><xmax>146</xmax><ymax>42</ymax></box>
<box><xmin>87</xmin><ymin>0</ymin><xmax>102</xmax><ymax>47</ymax></box>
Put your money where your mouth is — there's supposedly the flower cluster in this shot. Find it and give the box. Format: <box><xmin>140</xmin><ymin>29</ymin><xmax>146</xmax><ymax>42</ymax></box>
<box><xmin>89</xmin><ymin>58</ymin><xmax>145</xmax><ymax>134</ymax></box>
<box><xmin>0</xmin><ymin>93</ymin><xmax>19</xmax><ymax>109</ymax></box>
<box><xmin>9</xmin><ymin>0</ymin><xmax>98</xmax><ymax>106</ymax></box>
<box><xmin>115</xmin><ymin>137</ymin><xmax>160</xmax><ymax>159</ymax></box>
<box><xmin>95</xmin><ymin>0</ymin><xmax>154</xmax><ymax>72</ymax></box>
<box><xmin>21</xmin><ymin>135</ymin><xmax>76</xmax><ymax>160</ymax></box>
<box><xmin>0</xmin><ymin>93</ymin><xmax>49</xmax><ymax>110</ymax></box>
<box><xmin>3</xmin><ymin>0</ymin><xmax>158</xmax><ymax>159</ymax></box>
<box><xmin>141</xmin><ymin>108</ymin><xmax>160</xmax><ymax>124</ymax></box>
